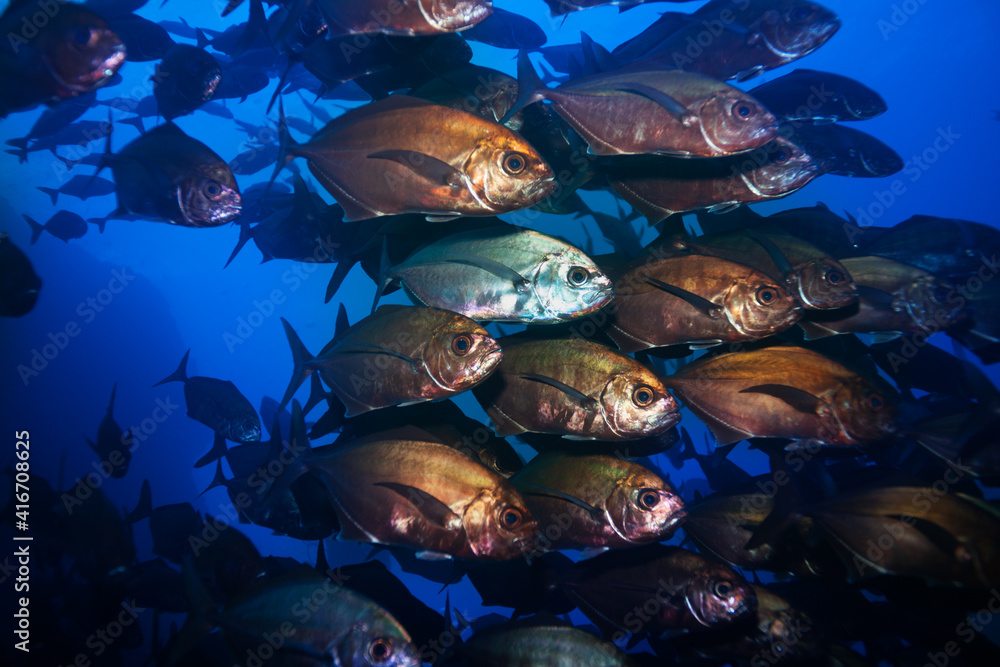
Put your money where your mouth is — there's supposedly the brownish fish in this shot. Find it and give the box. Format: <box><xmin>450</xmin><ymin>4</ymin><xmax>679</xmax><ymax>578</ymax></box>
<box><xmin>279</xmin><ymin>305</ymin><xmax>502</xmax><ymax>417</ymax></box>
<box><xmin>606</xmin><ymin>136</ymin><xmax>825</xmax><ymax>224</ymax></box>
<box><xmin>296</xmin><ymin>433</ymin><xmax>539</xmax><ymax>560</ymax></box>
<box><xmin>508</xmin><ymin>51</ymin><xmax>777</xmax><ymax>158</ymax></box>
<box><xmin>411</xmin><ymin>64</ymin><xmax>524</xmax><ymax>129</ymax></box>
<box><xmin>276</xmin><ymin>95</ymin><xmax>555</xmax><ymax>221</ymax></box>
<box><xmin>605</xmin><ymin>253</ymin><xmax>802</xmax><ymax>353</ymax></box>
<box><xmin>798</xmin><ymin>255</ymin><xmax>965</xmax><ymax>340</ymax></box>
<box><xmin>473</xmin><ymin>338</ymin><xmax>680</xmax><ymax>441</ymax></box>
<box><xmin>665</xmin><ymin>345</ymin><xmax>897</xmax><ymax>448</ymax></box>
<box><xmin>511</xmin><ymin>453</ymin><xmax>685</xmax><ymax>550</ymax></box>
<box><xmin>319</xmin><ymin>0</ymin><xmax>493</xmax><ymax>36</ymax></box>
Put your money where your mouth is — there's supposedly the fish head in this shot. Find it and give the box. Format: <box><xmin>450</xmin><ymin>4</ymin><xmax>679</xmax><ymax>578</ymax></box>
<box><xmin>829</xmin><ymin>378</ymin><xmax>898</xmax><ymax>446</ymax></box>
<box><xmin>698</xmin><ymin>91</ymin><xmax>778</xmax><ymax>155</ymax></box>
<box><xmin>531</xmin><ymin>249</ymin><xmax>615</xmax><ymax>321</ymax></box>
<box><xmin>43</xmin><ymin>7</ymin><xmax>125</xmax><ymax>94</ymax></box>
<box><xmin>843</xmin><ymin>87</ymin><xmax>888</xmax><ymax>121</ymax></box>
<box><xmin>336</xmin><ymin>616</ymin><xmax>421</xmax><ymax>667</ymax></box>
<box><xmin>741</xmin><ymin>137</ymin><xmax>824</xmax><ymax>198</ymax></box>
<box><xmin>601</xmin><ymin>371</ymin><xmax>680</xmax><ymax>439</ymax></box>
<box><xmin>420</xmin><ymin>0</ymin><xmax>493</xmax><ymax>32</ymax></box>
<box><xmin>752</xmin><ymin>1</ymin><xmax>841</xmax><ymax>61</ymax></box>
<box><xmin>426</xmin><ymin>317</ymin><xmax>503</xmax><ymax>392</ymax></box>
<box><xmin>896</xmin><ymin>275</ymin><xmax>967</xmax><ymax>331</ymax></box>
<box><xmin>609</xmin><ymin>471</ymin><xmax>686</xmax><ymax>543</ymax></box>
<box><xmin>178</xmin><ymin>166</ymin><xmax>242</xmax><ymax>227</ymax></box>
<box><xmin>791</xmin><ymin>258</ymin><xmax>858</xmax><ymax>309</ymax></box>
<box><xmin>462</xmin><ymin>485</ymin><xmax>540</xmax><ymax>560</ymax></box>
<box><xmin>465</xmin><ymin>131</ymin><xmax>556</xmax><ymax>213</ymax></box>
<box><xmin>723</xmin><ymin>271</ymin><xmax>801</xmax><ymax>336</ymax></box>
<box><xmin>688</xmin><ymin>568</ymin><xmax>757</xmax><ymax>627</ymax></box>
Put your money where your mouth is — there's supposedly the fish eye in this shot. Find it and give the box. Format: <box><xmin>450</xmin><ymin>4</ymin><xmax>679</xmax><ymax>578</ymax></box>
<box><xmin>792</xmin><ymin>7</ymin><xmax>814</xmax><ymax>22</ymax></box>
<box><xmin>73</xmin><ymin>26</ymin><xmax>95</xmax><ymax>46</ymax></box>
<box><xmin>203</xmin><ymin>180</ymin><xmax>223</xmax><ymax>199</ymax></box>
<box><xmin>502</xmin><ymin>152</ymin><xmax>527</xmax><ymax>175</ymax></box>
<box><xmin>772</xmin><ymin>148</ymin><xmax>790</xmax><ymax>163</ymax></box>
<box><xmin>714</xmin><ymin>581</ymin><xmax>733</xmax><ymax>598</ymax></box>
<box><xmin>638</xmin><ymin>488</ymin><xmax>660</xmax><ymax>509</ymax></box>
<box><xmin>368</xmin><ymin>638</ymin><xmax>393</xmax><ymax>663</ymax></box>
<box><xmin>826</xmin><ymin>270</ymin><xmax>843</xmax><ymax>285</ymax></box>
<box><xmin>500</xmin><ymin>507</ymin><xmax>523</xmax><ymax>530</ymax></box>
<box><xmin>568</xmin><ymin>266</ymin><xmax>591</xmax><ymax>286</ymax></box>
<box><xmin>732</xmin><ymin>102</ymin><xmax>755</xmax><ymax>120</ymax></box>
<box><xmin>866</xmin><ymin>393</ymin><xmax>884</xmax><ymax>411</ymax></box>
<box><xmin>756</xmin><ymin>286</ymin><xmax>778</xmax><ymax>305</ymax></box>
<box><xmin>452</xmin><ymin>334</ymin><xmax>472</xmax><ymax>356</ymax></box>
<box><xmin>632</xmin><ymin>385</ymin><xmax>655</xmax><ymax>407</ymax></box>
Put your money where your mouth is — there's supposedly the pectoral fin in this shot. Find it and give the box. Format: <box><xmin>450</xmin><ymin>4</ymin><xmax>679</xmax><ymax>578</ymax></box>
<box><xmin>368</xmin><ymin>150</ymin><xmax>465</xmax><ymax>188</ymax></box>
<box><xmin>520</xmin><ymin>373</ymin><xmax>599</xmax><ymax>411</ymax></box>
<box><xmin>740</xmin><ymin>384</ymin><xmax>823</xmax><ymax>414</ymax></box>
<box><xmin>336</xmin><ymin>342</ymin><xmax>419</xmax><ymax>367</ymax></box>
<box><xmin>641</xmin><ymin>273</ymin><xmax>722</xmax><ymax>317</ymax></box>
<box><xmin>615</xmin><ymin>84</ymin><xmax>689</xmax><ymax>120</ymax></box>
<box><xmin>443</xmin><ymin>256</ymin><xmax>531</xmax><ymax>292</ymax></box>
<box><xmin>517</xmin><ymin>483</ymin><xmax>601</xmax><ymax>517</ymax></box>
<box><xmin>374</xmin><ymin>482</ymin><xmax>460</xmax><ymax>529</ymax></box>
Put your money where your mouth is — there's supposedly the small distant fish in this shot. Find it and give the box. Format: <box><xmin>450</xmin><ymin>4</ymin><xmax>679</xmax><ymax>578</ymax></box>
<box><xmin>36</xmin><ymin>175</ymin><xmax>116</xmax><ymax>205</ymax></box>
<box><xmin>23</xmin><ymin>211</ymin><xmax>88</xmax><ymax>244</ymax></box>
<box><xmin>99</xmin><ymin>121</ymin><xmax>241</xmax><ymax>227</ymax></box>
<box><xmin>0</xmin><ymin>233</ymin><xmax>41</xmax><ymax>317</ymax></box>
<box><xmin>85</xmin><ymin>383</ymin><xmax>133</xmax><ymax>478</ymax></box>
<box><xmin>375</xmin><ymin>224</ymin><xmax>615</xmax><ymax>323</ymax></box>
<box><xmin>153</xmin><ymin>349</ymin><xmax>262</xmax><ymax>444</ymax></box>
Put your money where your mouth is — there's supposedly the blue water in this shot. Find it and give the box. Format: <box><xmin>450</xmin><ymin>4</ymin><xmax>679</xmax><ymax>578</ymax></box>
<box><xmin>2</xmin><ymin>0</ymin><xmax>999</xmax><ymax>664</ymax></box>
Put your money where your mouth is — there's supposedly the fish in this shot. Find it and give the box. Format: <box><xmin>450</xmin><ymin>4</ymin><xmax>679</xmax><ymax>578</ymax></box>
<box><xmin>5</xmin><ymin>118</ymin><xmax>111</xmax><ymax>162</ymax></box>
<box><xmin>798</xmin><ymin>256</ymin><xmax>966</xmax><ymax>340</ymax></box>
<box><xmin>274</xmin><ymin>95</ymin><xmax>556</xmax><ymax>221</ymax></box>
<box><xmin>749</xmin><ymin>68</ymin><xmax>887</xmax><ymax>122</ymax></box>
<box><xmin>375</xmin><ymin>224</ymin><xmax>615</xmax><ymax>323</ymax></box>
<box><xmin>804</xmin><ymin>486</ymin><xmax>1000</xmax><ymax>587</ymax></box>
<box><xmin>860</xmin><ymin>214</ymin><xmax>1000</xmax><ymax>279</ymax></box>
<box><xmin>167</xmin><ymin>565</ymin><xmax>420</xmax><ymax>666</ymax></box>
<box><xmin>103</xmin><ymin>11</ymin><xmax>175</xmax><ymax>62</ymax></box>
<box><xmin>22</xmin><ymin>210</ymin><xmax>88</xmax><ymax>244</ymax></box>
<box><xmin>287</xmin><ymin>432</ymin><xmax>539</xmax><ymax>560</ymax></box>
<box><xmin>153</xmin><ymin>349</ymin><xmax>262</xmax><ymax>444</ymax></box>
<box><xmin>0</xmin><ymin>233</ymin><xmax>41</xmax><ymax>317</ymax></box>
<box><xmin>462</xmin><ymin>621</ymin><xmax>633</xmax><ymax>666</ymax></box>
<box><xmin>4</xmin><ymin>91</ymin><xmax>95</xmax><ymax>153</ymax></box>
<box><xmin>507</xmin><ymin>51</ymin><xmax>778</xmax><ymax>158</ymax></box>
<box><xmin>544</xmin><ymin>0</ymin><xmax>698</xmax><ymax>15</ymax></box>
<box><xmin>511</xmin><ymin>453</ymin><xmax>685</xmax><ymax>550</ymax></box>
<box><xmin>664</xmin><ymin>344</ymin><xmax>898</xmax><ymax>448</ymax></box>
<box><xmin>661</xmin><ymin>224</ymin><xmax>859</xmax><ymax>309</ymax></box>
<box><xmin>99</xmin><ymin>120</ymin><xmax>241</xmax><ymax>227</ymax></box>
<box><xmin>462</xmin><ymin>7</ymin><xmax>547</xmax><ymax>50</ymax></box>
<box><xmin>86</xmin><ymin>382</ymin><xmax>133</xmax><ymax>479</ymax></box>
<box><xmin>472</xmin><ymin>337</ymin><xmax>680</xmax><ymax>441</ymax></box>
<box><xmin>152</xmin><ymin>44</ymin><xmax>222</xmax><ymax>120</ymax></box>
<box><xmin>554</xmin><ymin>544</ymin><xmax>757</xmax><ymax>635</ymax></box>
<box><xmin>411</xmin><ymin>64</ymin><xmax>523</xmax><ymax>129</ymax></box>
<box><xmin>36</xmin><ymin>175</ymin><xmax>116</xmax><ymax>204</ymax></box>
<box><xmin>606</xmin><ymin>136</ymin><xmax>827</xmax><ymax>224</ymax></box>
<box><xmin>0</xmin><ymin>1</ymin><xmax>125</xmax><ymax>116</ymax></box>
<box><xmin>318</xmin><ymin>0</ymin><xmax>493</xmax><ymax>36</ymax></box>
<box><xmin>278</xmin><ymin>305</ymin><xmax>503</xmax><ymax>417</ymax></box>
<box><xmin>604</xmin><ymin>252</ymin><xmax>802</xmax><ymax>352</ymax></box>
<box><xmin>781</xmin><ymin>121</ymin><xmax>903</xmax><ymax>177</ymax></box>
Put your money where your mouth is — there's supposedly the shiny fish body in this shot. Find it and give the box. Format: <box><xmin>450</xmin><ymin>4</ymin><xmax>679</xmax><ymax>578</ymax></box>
<box><xmin>385</xmin><ymin>225</ymin><xmax>614</xmax><ymax>323</ymax></box>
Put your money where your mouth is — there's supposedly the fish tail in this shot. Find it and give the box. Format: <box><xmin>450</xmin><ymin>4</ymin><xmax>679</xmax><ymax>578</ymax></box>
<box><xmin>224</xmin><ymin>215</ymin><xmax>254</xmax><ymax>268</ymax></box>
<box><xmin>500</xmin><ymin>50</ymin><xmax>548</xmax><ymax>126</ymax></box>
<box><xmin>107</xmin><ymin>382</ymin><xmax>117</xmax><ymax>415</ymax></box>
<box><xmin>125</xmin><ymin>479</ymin><xmax>152</xmax><ymax>526</ymax></box>
<box><xmin>267</xmin><ymin>96</ymin><xmax>299</xmax><ymax>192</ymax></box>
<box><xmin>22</xmin><ymin>215</ymin><xmax>44</xmax><ymax>244</ymax></box>
<box><xmin>87</xmin><ymin>217</ymin><xmax>107</xmax><ymax>234</ymax></box>
<box><xmin>5</xmin><ymin>136</ymin><xmax>27</xmax><ymax>163</ymax></box>
<box><xmin>153</xmin><ymin>349</ymin><xmax>191</xmax><ymax>387</ymax></box>
<box><xmin>197</xmin><ymin>458</ymin><xmax>229</xmax><ymax>498</ymax></box>
<box><xmin>277</xmin><ymin>318</ymin><xmax>315</xmax><ymax>413</ymax></box>
<box><xmin>371</xmin><ymin>235</ymin><xmax>394</xmax><ymax>314</ymax></box>
<box><xmin>194</xmin><ymin>432</ymin><xmax>228</xmax><ymax>469</ymax></box>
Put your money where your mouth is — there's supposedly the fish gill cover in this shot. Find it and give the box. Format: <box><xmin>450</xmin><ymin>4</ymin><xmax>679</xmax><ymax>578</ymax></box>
<box><xmin>1</xmin><ymin>0</ymin><xmax>1000</xmax><ymax>665</ymax></box>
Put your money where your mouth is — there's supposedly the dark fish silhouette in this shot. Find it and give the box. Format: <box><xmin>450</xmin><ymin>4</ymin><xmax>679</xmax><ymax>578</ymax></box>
<box><xmin>85</xmin><ymin>382</ymin><xmax>133</xmax><ymax>478</ymax></box>
<box><xmin>0</xmin><ymin>233</ymin><xmax>41</xmax><ymax>317</ymax></box>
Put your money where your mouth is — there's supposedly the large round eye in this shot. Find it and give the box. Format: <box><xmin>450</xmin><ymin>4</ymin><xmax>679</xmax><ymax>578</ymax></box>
<box><xmin>825</xmin><ymin>270</ymin><xmax>843</xmax><ymax>285</ymax></box>
<box><xmin>568</xmin><ymin>266</ymin><xmax>591</xmax><ymax>286</ymax></box>
<box><xmin>713</xmin><ymin>581</ymin><xmax>733</xmax><ymax>598</ymax></box>
<box><xmin>756</xmin><ymin>286</ymin><xmax>778</xmax><ymax>305</ymax></box>
<box><xmin>772</xmin><ymin>147</ymin><xmax>790</xmax><ymax>163</ymax></box>
<box><xmin>500</xmin><ymin>507</ymin><xmax>523</xmax><ymax>530</ymax></box>
<box><xmin>203</xmin><ymin>180</ymin><xmax>223</xmax><ymax>199</ymax></box>
<box><xmin>368</xmin><ymin>638</ymin><xmax>392</xmax><ymax>663</ymax></box>
<box><xmin>502</xmin><ymin>152</ymin><xmax>527</xmax><ymax>175</ymax></box>
<box><xmin>632</xmin><ymin>385</ymin><xmax>655</xmax><ymax>407</ymax></box>
<box><xmin>73</xmin><ymin>26</ymin><xmax>95</xmax><ymax>46</ymax></box>
<box><xmin>452</xmin><ymin>334</ymin><xmax>472</xmax><ymax>356</ymax></box>
<box><xmin>865</xmin><ymin>392</ymin><xmax>884</xmax><ymax>411</ymax></box>
<box><xmin>638</xmin><ymin>489</ymin><xmax>660</xmax><ymax>509</ymax></box>
<box><xmin>731</xmin><ymin>101</ymin><xmax>756</xmax><ymax>120</ymax></box>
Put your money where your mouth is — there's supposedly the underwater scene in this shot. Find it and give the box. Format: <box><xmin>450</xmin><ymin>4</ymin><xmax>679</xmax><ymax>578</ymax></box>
<box><xmin>2</xmin><ymin>0</ymin><xmax>1000</xmax><ymax>665</ymax></box>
